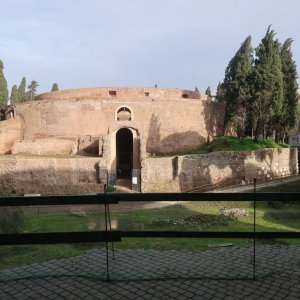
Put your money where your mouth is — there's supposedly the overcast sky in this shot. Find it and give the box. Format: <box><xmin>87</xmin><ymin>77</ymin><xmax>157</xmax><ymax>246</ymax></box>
<box><xmin>1</xmin><ymin>0</ymin><xmax>299</xmax><ymax>95</ymax></box>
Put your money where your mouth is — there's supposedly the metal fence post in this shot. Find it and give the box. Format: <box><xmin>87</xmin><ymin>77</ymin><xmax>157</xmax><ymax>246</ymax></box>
<box><xmin>253</xmin><ymin>178</ymin><xmax>257</xmax><ymax>280</ymax></box>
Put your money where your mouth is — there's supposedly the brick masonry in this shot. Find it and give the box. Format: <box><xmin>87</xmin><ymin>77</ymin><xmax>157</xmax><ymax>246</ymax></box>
<box><xmin>2</xmin><ymin>87</ymin><xmax>224</xmax><ymax>155</ymax></box>
<box><xmin>0</xmin><ymin>156</ymin><xmax>103</xmax><ymax>195</ymax></box>
<box><xmin>141</xmin><ymin>148</ymin><xmax>299</xmax><ymax>192</ymax></box>
<box><xmin>0</xmin><ymin>118</ymin><xmax>21</xmax><ymax>154</ymax></box>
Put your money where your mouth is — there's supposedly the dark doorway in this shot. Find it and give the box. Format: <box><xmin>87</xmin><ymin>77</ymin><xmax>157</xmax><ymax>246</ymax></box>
<box><xmin>116</xmin><ymin>128</ymin><xmax>133</xmax><ymax>178</ymax></box>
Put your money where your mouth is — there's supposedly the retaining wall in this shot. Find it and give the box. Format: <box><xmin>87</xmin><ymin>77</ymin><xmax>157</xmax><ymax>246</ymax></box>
<box><xmin>141</xmin><ymin>148</ymin><xmax>298</xmax><ymax>192</ymax></box>
<box><xmin>0</xmin><ymin>156</ymin><xmax>103</xmax><ymax>195</ymax></box>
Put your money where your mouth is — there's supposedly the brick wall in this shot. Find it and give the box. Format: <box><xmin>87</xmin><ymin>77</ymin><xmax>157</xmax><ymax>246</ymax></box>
<box><xmin>12</xmin><ymin>87</ymin><xmax>225</xmax><ymax>156</ymax></box>
<box><xmin>141</xmin><ymin>148</ymin><xmax>298</xmax><ymax>192</ymax></box>
<box><xmin>0</xmin><ymin>118</ymin><xmax>21</xmax><ymax>154</ymax></box>
<box><xmin>0</xmin><ymin>156</ymin><xmax>103</xmax><ymax>195</ymax></box>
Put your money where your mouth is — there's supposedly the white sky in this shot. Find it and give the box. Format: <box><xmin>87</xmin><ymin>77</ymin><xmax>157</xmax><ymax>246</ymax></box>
<box><xmin>1</xmin><ymin>0</ymin><xmax>299</xmax><ymax>94</ymax></box>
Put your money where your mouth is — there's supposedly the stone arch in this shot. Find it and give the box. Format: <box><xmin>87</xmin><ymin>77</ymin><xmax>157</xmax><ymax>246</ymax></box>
<box><xmin>116</xmin><ymin>128</ymin><xmax>133</xmax><ymax>177</ymax></box>
<box><xmin>109</xmin><ymin>126</ymin><xmax>140</xmax><ymax>179</ymax></box>
<box><xmin>114</xmin><ymin>105</ymin><xmax>134</xmax><ymax>121</ymax></box>
<box><xmin>16</xmin><ymin>114</ymin><xmax>25</xmax><ymax>139</ymax></box>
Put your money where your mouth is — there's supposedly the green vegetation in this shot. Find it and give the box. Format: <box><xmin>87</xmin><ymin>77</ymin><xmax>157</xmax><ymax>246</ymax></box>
<box><xmin>0</xmin><ymin>191</ymin><xmax>25</xmax><ymax>235</ymax></box>
<box><xmin>220</xmin><ymin>26</ymin><xmax>299</xmax><ymax>143</ymax></box>
<box><xmin>10</xmin><ymin>85</ymin><xmax>18</xmax><ymax>104</ymax></box>
<box><xmin>222</xmin><ymin>35</ymin><xmax>252</xmax><ymax>140</ymax></box>
<box><xmin>27</xmin><ymin>80</ymin><xmax>39</xmax><ymax>101</ymax></box>
<box><xmin>252</xmin><ymin>26</ymin><xmax>284</xmax><ymax>142</ymax></box>
<box><xmin>6</xmin><ymin>76</ymin><xmax>40</xmax><ymax>104</ymax></box>
<box><xmin>0</xmin><ymin>191</ymin><xmax>299</xmax><ymax>269</ymax></box>
<box><xmin>154</xmin><ymin>136</ymin><xmax>289</xmax><ymax>157</ymax></box>
<box><xmin>0</xmin><ymin>244</ymin><xmax>92</xmax><ymax>270</ymax></box>
<box><xmin>280</xmin><ymin>38</ymin><xmax>300</xmax><ymax>137</ymax></box>
<box><xmin>17</xmin><ymin>77</ymin><xmax>27</xmax><ymax>102</ymax></box>
<box><xmin>51</xmin><ymin>83</ymin><xmax>59</xmax><ymax>92</ymax></box>
<box><xmin>0</xmin><ymin>59</ymin><xmax>8</xmax><ymax>118</ymax></box>
<box><xmin>205</xmin><ymin>85</ymin><xmax>211</xmax><ymax>96</ymax></box>
<box><xmin>0</xmin><ymin>207</ymin><xmax>25</xmax><ymax>234</ymax></box>
<box><xmin>191</xmin><ymin>136</ymin><xmax>288</xmax><ymax>154</ymax></box>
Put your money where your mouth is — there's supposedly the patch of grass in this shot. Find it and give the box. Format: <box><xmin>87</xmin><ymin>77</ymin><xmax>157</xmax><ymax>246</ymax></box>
<box><xmin>0</xmin><ymin>190</ymin><xmax>19</xmax><ymax>197</ymax></box>
<box><xmin>25</xmin><ymin>214</ymin><xmax>88</xmax><ymax>233</ymax></box>
<box><xmin>185</xmin><ymin>136</ymin><xmax>289</xmax><ymax>154</ymax></box>
<box><xmin>0</xmin><ymin>244</ymin><xmax>98</xmax><ymax>270</ymax></box>
<box><xmin>0</xmin><ymin>190</ymin><xmax>25</xmax><ymax>234</ymax></box>
<box><xmin>149</xmin><ymin>136</ymin><xmax>289</xmax><ymax>156</ymax></box>
<box><xmin>0</xmin><ymin>199</ymin><xmax>299</xmax><ymax>270</ymax></box>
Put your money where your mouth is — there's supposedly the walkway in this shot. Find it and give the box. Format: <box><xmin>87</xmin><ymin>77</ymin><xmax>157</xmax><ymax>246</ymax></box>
<box><xmin>0</xmin><ymin>245</ymin><xmax>299</xmax><ymax>299</ymax></box>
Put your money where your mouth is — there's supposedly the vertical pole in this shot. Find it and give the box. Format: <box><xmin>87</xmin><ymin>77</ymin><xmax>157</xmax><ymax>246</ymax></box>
<box><xmin>104</xmin><ymin>200</ymin><xmax>110</xmax><ymax>281</ymax></box>
<box><xmin>253</xmin><ymin>178</ymin><xmax>256</xmax><ymax>280</ymax></box>
<box><xmin>107</xmin><ymin>203</ymin><xmax>115</xmax><ymax>259</ymax></box>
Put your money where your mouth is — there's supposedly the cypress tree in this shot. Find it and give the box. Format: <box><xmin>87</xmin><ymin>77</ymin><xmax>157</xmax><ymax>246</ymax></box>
<box><xmin>205</xmin><ymin>86</ymin><xmax>212</xmax><ymax>96</ymax></box>
<box><xmin>222</xmin><ymin>36</ymin><xmax>253</xmax><ymax>139</ymax></box>
<box><xmin>279</xmin><ymin>38</ymin><xmax>299</xmax><ymax>141</ymax></box>
<box><xmin>51</xmin><ymin>83</ymin><xmax>59</xmax><ymax>92</ymax></box>
<box><xmin>195</xmin><ymin>86</ymin><xmax>199</xmax><ymax>93</ymax></box>
<box><xmin>252</xmin><ymin>26</ymin><xmax>284</xmax><ymax>142</ymax></box>
<box><xmin>215</xmin><ymin>82</ymin><xmax>224</xmax><ymax>102</ymax></box>
<box><xmin>10</xmin><ymin>85</ymin><xmax>18</xmax><ymax>105</ymax></box>
<box><xmin>27</xmin><ymin>80</ymin><xmax>39</xmax><ymax>101</ymax></box>
<box><xmin>18</xmin><ymin>77</ymin><xmax>27</xmax><ymax>102</ymax></box>
<box><xmin>0</xmin><ymin>60</ymin><xmax>8</xmax><ymax>113</ymax></box>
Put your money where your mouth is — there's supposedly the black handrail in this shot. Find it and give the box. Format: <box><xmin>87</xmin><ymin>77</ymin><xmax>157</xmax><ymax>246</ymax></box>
<box><xmin>1</xmin><ymin>192</ymin><xmax>299</xmax><ymax>206</ymax></box>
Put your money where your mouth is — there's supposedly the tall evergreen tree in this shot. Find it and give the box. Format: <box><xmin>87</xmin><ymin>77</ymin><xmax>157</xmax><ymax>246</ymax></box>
<box><xmin>205</xmin><ymin>86</ymin><xmax>212</xmax><ymax>96</ymax></box>
<box><xmin>18</xmin><ymin>77</ymin><xmax>27</xmax><ymax>102</ymax></box>
<box><xmin>27</xmin><ymin>80</ymin><xmax>39</xmax><ymax>101</ymax></box>
<box><xmin>51</xmin><ymin>83</ymin><xmax>59</xmax><ymax>92</ymax></box>
<box><xmin>215</xmin><ymin>82</ymin><xmax>224</xmax><ymax>102</ymax></box>
<box><xmin>222</xmin><ymin>36</ymin><xmax>253</xmax><ymax>139</ymax></box>
<box><xmin>278</xmin><ymin>38</ymin><xmax>299</xmax><ymax>141</ymax></box>
<box><xmin>10</xmin><ymin>85</ymin><xmax>18</xmax><ymax>105</ymax></box>
<box><xmin>252</xmin><ymin>26</ymin><xmax>284</xmax><ymax>142</ymax></box>
<box><xmin>0</xmin><ymin>60</ymin><xmax>9</xmax><ymax>115</ymax></box>
<box><xmin>194</xmin><ymin>86</ymin><xmax>199</xmax><ymax>93</ymax></box>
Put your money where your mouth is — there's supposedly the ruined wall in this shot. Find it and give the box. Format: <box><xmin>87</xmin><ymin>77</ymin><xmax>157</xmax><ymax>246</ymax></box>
<box><xmin>0</xmin><ymin>156</ymin><xmax>103</xmax><ymax>195</ymax></box>
<box><xmin>35</xmin><ymin>87</ymin><xmax>204</xmax><ymax>101</ymax></box>
<box><xmin>0</xmin><ymin>118</ymin><xmax>21</xmax><ymax>154</ymax></box>
<box><xmin>141</xmin><ymin>148</ymin><xmax>298</xmax><ymax>192</ymax></box>
<box><xmin>12</xmin><ymin>137</ymin><xmax>78</xmax><ymax>155</ymax></box>
<box><xmin>13</xmin><ymin>87</ymin><xmax>224</xmax><ymax>155</ymax></box>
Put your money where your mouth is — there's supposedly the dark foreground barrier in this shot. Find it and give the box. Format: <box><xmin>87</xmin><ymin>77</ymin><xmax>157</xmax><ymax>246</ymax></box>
<box><xmin>1</xmin><ymin>192</ymin><xmax>299</xmax><ymax>280</ymax></box>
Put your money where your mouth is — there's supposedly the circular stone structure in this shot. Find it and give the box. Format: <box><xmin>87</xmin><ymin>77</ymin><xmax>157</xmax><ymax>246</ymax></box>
<box><xmin>4</xmin><ymin>87</ymin><xmax>225</xmax><ymax>188</ymax></box>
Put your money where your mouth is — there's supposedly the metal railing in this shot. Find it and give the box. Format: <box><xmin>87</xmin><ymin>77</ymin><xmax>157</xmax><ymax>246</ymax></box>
<box><xmin>1</xmin><ymin>192</ymin><xmax>300</xmax><ymax>281</ymax></box>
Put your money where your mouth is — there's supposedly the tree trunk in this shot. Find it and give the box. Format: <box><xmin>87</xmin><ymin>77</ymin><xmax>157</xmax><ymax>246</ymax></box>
<box><xmin>254</xmin><ymin>117</ymin><xmax>261</xmax><ymax>142</ymax></box>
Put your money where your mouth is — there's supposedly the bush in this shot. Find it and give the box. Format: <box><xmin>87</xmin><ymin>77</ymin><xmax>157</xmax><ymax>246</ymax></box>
<box><xmin>0</xmin><ymin>207</ymin><xmax>25</xmax><ymax>234</ymax></box>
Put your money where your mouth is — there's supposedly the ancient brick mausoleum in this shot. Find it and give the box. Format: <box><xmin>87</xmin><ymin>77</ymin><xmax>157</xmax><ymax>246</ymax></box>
<box><xmin>0</xmin><ymin>87</ymin><xmax>225</xmax><ymax>192</ymax></box>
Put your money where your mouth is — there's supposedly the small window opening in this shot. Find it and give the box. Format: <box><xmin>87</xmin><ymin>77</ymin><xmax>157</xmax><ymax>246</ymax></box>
<box><xmin>117</xmin><ymin>107</ymin><xmax>132</xmax><ymax>121</ymax></box>
<box><xmin>109</xmin><ymin>91</ymin><xmax>117</xmax><ymax>96</ymax></box>
<box><xmin>182</xmin><ymin>94</ymin><xmax>189</xmax><ymax>98</ymax></box>
<box><xmin>145</xmin><ymin>92</ymin><xmax>150</xmax><ymax>97</ymax></box>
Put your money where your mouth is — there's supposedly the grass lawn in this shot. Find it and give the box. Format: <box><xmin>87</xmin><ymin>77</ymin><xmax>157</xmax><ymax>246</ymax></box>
<box><xmin>1</xmin><ymin>196</ymin><xmax>299</xmax><ymax>270</ymax></box>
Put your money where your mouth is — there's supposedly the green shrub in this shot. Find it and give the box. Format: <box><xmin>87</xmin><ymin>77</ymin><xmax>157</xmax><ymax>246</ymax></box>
<box><xmin>0</xmin><ymin>207</ymin><xmax>25</xmax><ymax>234</ymax></box>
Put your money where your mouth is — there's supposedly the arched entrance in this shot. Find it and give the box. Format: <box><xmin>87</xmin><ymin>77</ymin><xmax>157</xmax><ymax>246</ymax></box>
<box><xmin>116</xmin><ymin>128</ymin><xmax>133</xmax><ymax>178</ymax></box>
